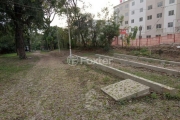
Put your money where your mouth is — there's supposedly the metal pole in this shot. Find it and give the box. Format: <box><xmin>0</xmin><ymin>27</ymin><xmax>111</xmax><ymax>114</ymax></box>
<box><xmin>139</xmin><ymin>26</ymin><xmax>142</xmax><ymax>49</ymax></box>
<box><xmin>66</xmin><ymin>2</ymin><xmax>72</xmax><ymax>57</ymax></box>
<box><xmin>173</xmin><ymin>19</ymin><xmax>176</xmax><ymax>43</ymax></box>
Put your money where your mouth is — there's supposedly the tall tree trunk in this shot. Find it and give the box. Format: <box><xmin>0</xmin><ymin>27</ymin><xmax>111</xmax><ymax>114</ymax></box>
<box><xmin>80</xmin><ymin>33</ymin><xmax>86</xmax><ymax>47</ymax></box>
<box><xmin>27</xmin><ymin>37</ymin><xmax>31</xmax><ymax>52</ymax></box>
<box><xmin>15</xmin><ymin>29</ymin><xmax>19</xmax><ymax>56</ymax></box>
<box><xmin>15</xmin><ymin>23</ymin><xmax>26</xmax><ymax>59</ymax></box>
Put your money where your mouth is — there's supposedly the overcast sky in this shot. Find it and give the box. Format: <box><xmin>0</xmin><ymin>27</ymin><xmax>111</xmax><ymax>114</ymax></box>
<box><xmin>51</xmin><ymin>0</ymin><xmax>120</xmax><ymax>27</ymax></box>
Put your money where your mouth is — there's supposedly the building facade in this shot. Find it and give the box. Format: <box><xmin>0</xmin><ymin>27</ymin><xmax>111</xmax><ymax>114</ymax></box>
<box><xmin>114</xmin><ymin>0</ymin><xmax>180</xmax><ymax>38</ymax></box>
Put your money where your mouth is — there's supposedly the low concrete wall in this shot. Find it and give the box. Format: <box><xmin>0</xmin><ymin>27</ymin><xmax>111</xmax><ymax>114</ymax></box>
<box><xmin>95</xmin><ymin>54</ymin><xmax>180</xmax><ymax>76</ymax></box>
<box><xmin>114</xmin><ymin>53</ymin><xmax>180</xmax><ymax>66</ymax></box>
<box><xmin>76</xmin><ymin>55</ymin><xmax>178</xmax><ymax>95</ymax></box>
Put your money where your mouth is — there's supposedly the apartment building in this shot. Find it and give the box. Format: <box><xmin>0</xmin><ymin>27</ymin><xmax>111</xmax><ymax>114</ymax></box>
<box><xmin>114</xmin><ymin>0</ymin><xmax>180</xmax><ymax>38</ymax></box>
<box><xmin>114</xmin><ymin>0</ymin><xmax>130</xmax><ymax>29</ymax></box>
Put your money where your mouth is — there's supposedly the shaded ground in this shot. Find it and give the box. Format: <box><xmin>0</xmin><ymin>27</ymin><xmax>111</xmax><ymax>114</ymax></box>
<box><xmin>0</xmin><ymin>50</ymin><xmax>180</xmax><ymax>120</ymax></box>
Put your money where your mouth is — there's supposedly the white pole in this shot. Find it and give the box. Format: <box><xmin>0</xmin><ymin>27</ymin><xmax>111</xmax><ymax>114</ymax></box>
<box><xmin>66</xmin><ymin>2</ymin><xmax>72</xmax><ymax>58</ymax></box>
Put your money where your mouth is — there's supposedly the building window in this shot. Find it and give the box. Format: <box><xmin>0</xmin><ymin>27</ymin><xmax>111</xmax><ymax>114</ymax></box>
<box><xmin>131</xmin><ymin>28</ymin><xmax>134</xmax><ymax>31</ymax></box>
<box><xmin>148</xmin><ymin>5</ymin><xmax>153</xmax><ymax>10</ymax></box>
<box><xmin>147</xmin><ymin>15</ymin><xmax>152</xmax><ymax>20</ymax></box>
<box><xmin>156</xmin><ymin>35</ymin><xmax>161</xmax><ymax>37</ymax></box>
<box><xmin>139</xmin><ymin>17</ymin><xmax>143</xmax><ymax>22</ymax></box>
<box><xmin>168</xmin><ymin>22</ymin><xmax>173</xmax><ymax>27</ymax></box>
<box><xmin>140</xmin><ymin>8</ymin><xmax>143</xmax><ymax>12</ymax></box>
<box><xmin>147</xmin><ymin>25</ymin><xmax>151</xmax><ymax>30</ymax></box>
<box><xmin>140</xmin><ymin>0</ymin><xmax>143</xmax><ymax>3</ymax></box>
<box><xmin>169</xmin><ymin>0</ymin><xmax>175</xmax><ymax>4</ymax></box>
<box><xmin>147</xmin><ymin>35</ymin><xmax>151</xmax><ymax>38</ymax></box>
<box><xmin>125</xmin><ymin>4</ymin><xmax>129</xmax><ymax>8</ymax></box>
<box><xmin>125</xmin><ymin>21</ymin><xmax>128</xmax><ymax>24</ymax></box>
<box><xmin>167</xmin><ymin>34</ymin><xmax>173</xmax><ymax>38</ymax></box>
<box><xmin>119</xmin><ymin>7</ymin><xmax>122</xmax><ymax>10</ymax></box>
<box><xmin>156</xmin><ymin>24</ymin><xmax>162</xmax><ymax>29</ymax></box>
<box><xmin>125</xmin><ymin>12</ymin><xmax>128</xmax><ymax>16</ymax></box>
<box><xmin>131</xmin><ymin>19</ymin><xmax>134</xmax><ymax>23</ymax></box>
<box><xmin>132</xmin><ymin>1</ymin><xmax>135</xmax><ymax>6</ymax></box>
<box><xmin>131</xmin><ymin>10</ymin><xmax>135</xmax><ymax>15</ymax></box>
<box><xmin>157</xmin><ymin>13</ymin><xmax>162</xmax><ymax>18</ymax></box>
<box><xmin>157</xmin><ymin>1</ymin><xmax>163</xmax><ymax>7</ymax></box>
<box><xmin>169</xmin><ymin>10</ymin><xmax>174</xmax><ymax>16</ymax></box>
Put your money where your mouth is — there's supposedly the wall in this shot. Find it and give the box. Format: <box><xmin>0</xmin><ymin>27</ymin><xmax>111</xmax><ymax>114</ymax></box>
<box><xmin>164</xmin><ymin>0</ymin><xmax>177</xmax><ymax>33</ymax></box>
<box><xmin>129</xmin><ymin>0</ymin><xmax>146</xmax><ymax>38</ymax></box>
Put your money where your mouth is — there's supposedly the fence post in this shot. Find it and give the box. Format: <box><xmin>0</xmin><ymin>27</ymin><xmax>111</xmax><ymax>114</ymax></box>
<box><xmin>159</xmin><ymin>36</ymin><xmax>161</xmax><ymax>45</ymax></box>
<box><xmin>174</xmin><ymin>34</ymin><xmax>176</xmax><ymax>43</ymax></box>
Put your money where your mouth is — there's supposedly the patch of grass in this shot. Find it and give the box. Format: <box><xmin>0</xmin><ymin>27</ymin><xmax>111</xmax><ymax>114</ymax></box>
<box><xmin>103</xmin><ymin>76</ymin><xmax>110</xmax><ymax>83</ymax></box>
<box><xmin>118</xmin><ymin>67</ymin><xmax>180</xmax><ymax>89</ymax></box>
<box><xmin>151</xmin><ymin>92</ymin><xmax>158</xmax><ymax>99</ymax></box>
<box><xmin>130</xmin><ymin>48</ymin><xmax>151</xmax><ymax>57</ymax></box>
<box><xmin>0</xmin><ymin>53</ymin><xmax>17</xmax><ymax>58</ymax></box>
<box><xmin>0</xmin><ymin>53</ymin><xmax>39</xmax><ymax>83</ymax></box>
<box><xmin>41</xmin><ymin>50</ymin><xmax>50</xmax><ymax>54</ymax></box>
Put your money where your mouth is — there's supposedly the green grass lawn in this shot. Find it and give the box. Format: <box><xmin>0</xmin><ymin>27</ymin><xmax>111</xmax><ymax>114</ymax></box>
<box><xmin>0</xmin><ymin>52</ymin><xmax>39</xmax><ymax>93</ymax></box>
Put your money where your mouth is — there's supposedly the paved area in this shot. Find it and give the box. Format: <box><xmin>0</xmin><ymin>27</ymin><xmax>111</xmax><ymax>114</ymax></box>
<box><xmin>101</xmin><ymin>79</ymin><xmax>150</xmax><ymax>101</ymax></box>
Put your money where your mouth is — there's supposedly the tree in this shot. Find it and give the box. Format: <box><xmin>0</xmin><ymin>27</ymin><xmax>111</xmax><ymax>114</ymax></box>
<box><xmin>0</xmin><ymin>14</ymin><xmax>15</xmax><ymax>53</ymax></box>
<box><xmin>0</xmin><ymin>0</ymin><xmax>44</xmax><ymax>59</ymax></box>
<box><xmin>98</xmin><ymin>7</ymin><xmax>121</xmax><ymax>51</ymax></box>
<box><xmin>124</xmin><ymin>26</ymin><xmax>138</xmax><ymax>46</ymax></box>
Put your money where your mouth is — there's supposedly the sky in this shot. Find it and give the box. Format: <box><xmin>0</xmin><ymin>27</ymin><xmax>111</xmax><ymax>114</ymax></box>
<box><xmin>51</xmin><ymin>0</ymin><xmax>120</xmax><ymax>27</ymax></box>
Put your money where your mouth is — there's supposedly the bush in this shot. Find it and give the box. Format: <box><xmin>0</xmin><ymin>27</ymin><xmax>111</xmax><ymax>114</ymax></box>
<box><xmin>0</xmin><ymin>35</ymin><xmax>15</xmax><ymax>54</ymax></box>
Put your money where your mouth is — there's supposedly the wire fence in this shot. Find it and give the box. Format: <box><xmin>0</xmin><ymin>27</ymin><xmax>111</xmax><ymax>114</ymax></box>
<box><xmin>112</xmin><ymin>33</ymin><xmax>180</xmax><ymax>47</ymax></box>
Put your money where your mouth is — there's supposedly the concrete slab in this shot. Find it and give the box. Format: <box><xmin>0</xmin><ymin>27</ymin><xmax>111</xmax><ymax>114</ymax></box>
<box><xmin>101</xmin><ymin>79</ymin><xmax>150</xmax><ymax>101</ymax></box>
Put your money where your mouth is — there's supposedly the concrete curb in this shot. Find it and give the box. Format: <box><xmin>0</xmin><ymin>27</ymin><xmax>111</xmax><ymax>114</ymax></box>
<box><xmin>95</xmin><ymin>54</ymin><xmax>180</xmax><ymax>76</ymax></box>
<box><xmin>114</xmin><ymin>53</ymin><xmax>180</xmax><ymax>66</ymax></box>
<box><xmin>76</xmin><ymin>55</ymin><xmax>178</xmax><ymax>95</ymax></box>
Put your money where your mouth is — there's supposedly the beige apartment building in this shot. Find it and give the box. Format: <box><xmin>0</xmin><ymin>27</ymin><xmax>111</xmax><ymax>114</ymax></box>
<box><xmin>114</xmin><ymin>0</ymin><xmax>180</xmax><ymax>38</ymax></box>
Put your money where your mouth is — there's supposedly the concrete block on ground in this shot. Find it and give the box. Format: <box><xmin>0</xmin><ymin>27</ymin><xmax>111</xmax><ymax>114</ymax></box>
<box><xmin>101</xmin><ymin>79</ymin><xmax>150</xmax><ymax>101</ymax></box>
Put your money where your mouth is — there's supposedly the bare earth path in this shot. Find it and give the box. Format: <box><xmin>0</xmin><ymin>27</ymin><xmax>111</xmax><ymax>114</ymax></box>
<box><xmin>0</xmin><ymin>51</ymin><xmax>180</xmax><ymax>120</ymax></box>
<box><xmin>0</xmin><ymin>51</ymin><xmax>87</xmax><ymax>119</ymax></box>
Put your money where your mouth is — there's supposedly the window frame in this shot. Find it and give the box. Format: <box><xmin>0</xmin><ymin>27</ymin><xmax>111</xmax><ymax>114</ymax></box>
<box><xmin>131</xmin><ymin>10</ymin><xmax>135</xmax><ymax>15</ymax></box>
<box><xmin>147</xmin><ymin>25</ymin><xmax>151</xmax><ymax>30</ymax></box>
<box><xmin>125</xmin><ymin>21</ymin><xmax>128</xmax><ymax>24</ymax></box>
<box><xmin>168</xmin><ymin>10</ymin><xmax>174</xmax><ymax>16</ymax></box>
<box><xmin>147</xmin><ymin>15</ymin><xmax>152</xmax><ymax>20</ymax></box>
<box><xmin>169</xmin><ymin>0</ymin><xmax>175</xmax><ymax>4</ymax></box>
<box><xmin>168</xmin><ymin>22</ymin><xmax>173</xmax><ymax>27</ymax></box>
<box><xmin>157</xmin><ymin>1</ymin><xmax>163</xmax><ymax>7</ymax></box>
<box><xmin>146</xmin><ymin>35</ymin><xmax>151</xmax><ymax>38</ymax></box>
<box><xmin>125</xmin><ymin>12</ymin><xmax>129</xmax><ymax>16</ymax></box>
<box><xmin>139</xmin><ymin>17</ymin><xmax>143</xmax><ymax>22</ymax></box>
<box><xmin>140</xmin><ymin>8</ymin><xmax>143</xmax><ymax>12</ymax></box>
<box><xmin>148</xmin><ymin>5</ymin><xmax>153</xmax><ymax>10</ymax></box>
<box><xmin>156</xmin><ymin>24</ymin><xmax>162</xmax><ymax>29</ymax></box>
<box><xmin>131</xmin><ymin>19</ymin><xmax>134</xmax><ymax>23</ymax></box>
<box><xmin>157</xmin><ymin>13</ymin><xmax>162</xmax><ymax>18</ymax></box>
<box><xmin>132</xmin><ymin>1</ymin><xmax>135</xmax><ymax>6</ymax></box>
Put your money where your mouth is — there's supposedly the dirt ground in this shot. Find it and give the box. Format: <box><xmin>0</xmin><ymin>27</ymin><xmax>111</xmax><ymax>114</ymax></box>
<box><xmin>0</xmin><ymin>50</ymin><xmax>180</xmax><ymax>120</ymax></box>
